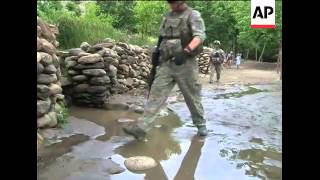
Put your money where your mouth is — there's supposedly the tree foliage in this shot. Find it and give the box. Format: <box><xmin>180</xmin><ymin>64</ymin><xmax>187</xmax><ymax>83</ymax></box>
<box><xmin>37</xmin><ymin>1</ymin><xmax>282</xmax><ymax>61</ymax></box>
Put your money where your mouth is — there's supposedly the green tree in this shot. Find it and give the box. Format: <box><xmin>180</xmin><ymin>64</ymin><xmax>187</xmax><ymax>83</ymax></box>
<box><xmin>133</xmin><ymin>1</ymin><xmax>168</xmax><ymax>38</ymax></box>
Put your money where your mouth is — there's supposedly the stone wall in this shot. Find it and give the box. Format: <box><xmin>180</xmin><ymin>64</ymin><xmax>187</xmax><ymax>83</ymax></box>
<box><xmin>196</xmin><ymin>47</ymin><xmax>213</xmax><ymax>74</ymax></box>
<box><xmin>60</xmin><ymin>39</ymin><xmax>152</xmax><ymax>107</ymax></box>
<box><xmin>37</xmin><ymin>17</ymin><xmax>64</xmax><ymax>128</ymax></box>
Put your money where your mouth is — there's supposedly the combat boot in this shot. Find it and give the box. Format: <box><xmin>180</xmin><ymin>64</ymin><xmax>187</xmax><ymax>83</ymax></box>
<box><xmin>197</xmin><ymin>126</ymin><xmax>208</xmax><ymax>136</ymax></box>
<box><xmin>122</xmin><ymin>124</ymin><xmax>146</xmax><ymax>140</ymax></box>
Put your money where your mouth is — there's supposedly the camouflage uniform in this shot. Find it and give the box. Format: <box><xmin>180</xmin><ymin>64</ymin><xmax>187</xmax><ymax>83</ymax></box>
<box><xmin>142</xmin><ymin>7</ymin><xmax>206</xmax><ymax>129</ymax></box>
<box><xmin>209</xmin><ymin>47</ymin><xmax>225</xmax><ymax>83</ymax></box>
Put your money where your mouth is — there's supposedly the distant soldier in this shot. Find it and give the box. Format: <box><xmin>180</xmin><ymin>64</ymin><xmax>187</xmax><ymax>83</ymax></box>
<box><xmin>226</xmin><ymin>51</ymin><xmax>234</xmax><ymax>68</ymax></box>
<box><xmin>209</xmin><ymin>40</ymin><xmax>225</xmax><ymax>83</ymax></box>
<box><xmin>236</xmin><ymin>53</ymin><xmax>241</xmax><ymax>69</ymax></box>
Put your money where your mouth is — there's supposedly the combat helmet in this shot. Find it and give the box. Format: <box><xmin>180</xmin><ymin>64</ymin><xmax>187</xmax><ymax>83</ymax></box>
<box><xmin>213</xmin><ymin>40</ymin><xmax>221</xmax><ymax>45</ymax></box>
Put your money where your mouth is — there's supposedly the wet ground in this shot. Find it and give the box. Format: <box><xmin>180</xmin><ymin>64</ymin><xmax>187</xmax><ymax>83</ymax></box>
<box><xmin>37</xmin><ymin>82</ymin><xmax>282</xmax><ymax>180</ymax></box>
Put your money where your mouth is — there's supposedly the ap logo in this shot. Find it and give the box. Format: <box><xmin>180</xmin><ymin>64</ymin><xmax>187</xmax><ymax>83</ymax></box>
<box><xmin>251</xmin><ymin>0</ymin><xmax>275</xmax><ymax>28</ymax></box>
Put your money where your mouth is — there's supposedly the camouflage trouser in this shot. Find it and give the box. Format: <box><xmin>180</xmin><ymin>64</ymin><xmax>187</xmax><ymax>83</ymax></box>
<box><xmin>210</xmin><ymin>62</ymin><xmax>222</xmax><ymax>82</ymax></box>
<box><xmin>141</xmin><ymin>58</ymin><xmax>205</xmax><ymax>129</ymax></box>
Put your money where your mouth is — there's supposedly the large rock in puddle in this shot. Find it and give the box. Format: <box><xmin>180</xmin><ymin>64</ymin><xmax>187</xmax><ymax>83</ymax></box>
<box><xmin>124</xmin><ymin>156</ymin><xmax>157</xmax><ymax>171</ymax></box>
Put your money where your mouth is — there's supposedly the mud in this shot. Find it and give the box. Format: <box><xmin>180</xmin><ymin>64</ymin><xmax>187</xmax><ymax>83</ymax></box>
<box><xmin>37</xmin><ymin>81</ymin><xmax>281</xmax><ymax>180</ymax></box>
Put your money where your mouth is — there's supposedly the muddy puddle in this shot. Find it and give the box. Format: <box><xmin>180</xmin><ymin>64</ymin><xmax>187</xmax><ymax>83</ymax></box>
<box><xmin>37</xmin><ymin>83</ymin><xmax>281</xmax><ymax>180</ymax></box>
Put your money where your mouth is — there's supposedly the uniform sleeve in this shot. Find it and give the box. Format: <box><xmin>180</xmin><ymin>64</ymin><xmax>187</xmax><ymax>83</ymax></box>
<box><xmin>159</xmin><ymin>14</ymin><xmax>167</xmax><ymax>36</ymax></box>
<box><xmin>189</xmin><ymin>10</ymin><xmax>206</xmax><ymax>42</ymax></box>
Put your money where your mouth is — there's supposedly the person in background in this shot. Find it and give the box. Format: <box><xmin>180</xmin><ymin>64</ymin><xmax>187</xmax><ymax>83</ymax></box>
<box><xmin>236</xmin><ymin>53</ymin><xmax>241</xmax><ymax>69</ymax></box>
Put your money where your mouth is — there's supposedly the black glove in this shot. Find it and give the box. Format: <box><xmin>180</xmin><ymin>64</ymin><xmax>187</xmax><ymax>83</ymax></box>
<box><xmin>174</xmin><ymin>51</ymin><xmax>188</xmax><ymax>65</ymax></box>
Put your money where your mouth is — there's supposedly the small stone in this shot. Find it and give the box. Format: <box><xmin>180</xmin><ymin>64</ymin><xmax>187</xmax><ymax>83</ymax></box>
<box><xmin>68</xmin><ymin>48</ymin><xmax>89</xmax><ymax>57</ymax></box>
<box><xmin>73</xmin><ymin>62</ymin><xmax>105</xmax><ymax>70</ymax></box>
<box><xmin>49</xmin><ymin>84</ymin><xmax>62</xmax><ymax>95</ymax></box>
<box><xmin>73</xmin><ymin>84</ymin><xmax>89</xmax><ymax>93</ymax></box>
<box><xmin>67</xmin><ymin>69</ymin><xmax>80</xmax><ymax>75</ymax></box>
<box><xmin>39</xmin><ymin>52</ymin><xmax>53</xmax><ymax>66</ymax></box>
<box><xmin>37</xmin><ymin>114</ymin><xmax>51</xmax><ymax>128</ymax></box>
<box><xmin>90</xmin><ymin>76</ymin><xmax>111</xmax><ymax>85</ymax></box>
<box><xmin>72</xmin><ymin>75</ymin><xmax>88</xmax><ymax>82</ymax></box>
<box><xmin>37</xmin><ymin>52</ymin><xmax>41</xmax><ymax>62</ymax></box>
<box><xmin>87</xmin><ymin>86</ymin><xmax>107</xmax><ymax>94</ymax></box>
<box><xmin>44</xmin><ymin>64</ymin><xmax>57</xmax><ymax>74</ymax></box>
<box><xmin>108</xmin><ymin>65</ymin><xmax>117</xmax><ymax>77</ymax></box>
<box><xmin>39</xmin><ymin>38</ymin><xmax>56</xmax><ymax>55</ymax></box>
<box><xmin>78</xmin><ymin>54</ymin><xmax>103</xmax><ymax>64</ymax></box>
<box><xmin>82</xmin><ymin>69</ymin><xmax>106</xmax><ymax>77</ymax></box>
<box><xmin>61</xmin><ymin>77</ymin><xmax>72</xmax><ymax>86</ymax></box>
<box><xmin>65</xmin><ymin>60</ymin><xmax>77</xmax><ymax>69</ymax></box>
<box><xmin>47</xmin><ymin>111</ymin><xmax>57</xmax><ymax>127</ymax></box>
<box><xmin>37</xmin><ymin>74</ymin><xmax>57</xmax><ymax>84</ymax></box>
<box><xmin>80</xmin><ymin>42</ymin><xmax>91</xmax><ymax>52</ymax></box>
<box><xmin>37</xmin><ymin>63</ymin><xmax>44</xmax><ymax>74</ymax></box>
<box><xmin>37</xmin><ymin>99</ymin><xmax>51</xmax><ymax>117</ymax></box>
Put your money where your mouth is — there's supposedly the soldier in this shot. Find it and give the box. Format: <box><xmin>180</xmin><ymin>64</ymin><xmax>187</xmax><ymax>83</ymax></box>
<box><xmin>209</xmin><ymin>40</ymin><xmax>226</xmax><ymax>83</ymax></box>
<box><xmin>123</xmin><ymin>0</ymin><xmax>208</xmax><ymax>140</ymax></box>
<box><xmin>226</xmin><ymin>51</ymin><xmax>234</xmax><ymax>68</ymax></box>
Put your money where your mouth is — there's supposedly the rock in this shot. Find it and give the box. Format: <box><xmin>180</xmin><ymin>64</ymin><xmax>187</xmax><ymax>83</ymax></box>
<box><xmin>73</xmin><ymin>93</ymin><xmax>91</xmax><ymax>99</ymax></box>
<box><xmin>43</xmin><ymin>64</ymin><xmax>57</xmax><ymax>74</ymax></box>
<box><xmin>37</xmin><ymin>37</ymin><xmax>42</xmax><ymax>51</ymax></box>
<box><xmin>103</xmin><ymin>38</ymin><xmax>115</xmax><ymax>43</ymax></box>
<box><xmin>37</xmin><ymin>25</ymin><xmax>42</xmax><ymax>37</ymax></box>
<box><xmin>65</xmin><ymin>56</ymin><xmax>78</xmax><ymax>62</ymax></box>
<box><xmin>127</xmin><ymin>56</ymin><xmax>137</xmax><ymax>63</ymax></box>
<box><xmin>125</xmin><ymin>78</ymin><xmax>134</xmax><ymax>86</ymax></box>
<box><xmin>39</xmin><ymin>38</ymin><xmax>56</xmax><ymax>55</ymax></box>
<box><xmin>57</xmin><ymin>50</ymin><xmax>69</xmax><ymax>58</ymax></box>
<box><xmin>78</xmin><ymin>54</ymin><xmax>103</xmax><ymax>64</ymax></box>
<box><xmin>116</xmin><ymin>42</ymin><xmax>129</xmax><ymax>49</ymax></box>
<box><xmin>118</xmin><ymin>64</ymin><xmax>129</xmax><ymax>73</ymax></box>
<box><xmin>37</xmin><ymin>63</ymin><xmax>44</xmax><ymax>74</ymax></box>
<box><xmin>87</xmin><ymin>86</ymin><xmax>107</xmax><ymax>94</ymax></box>
<box><xmin>52</xmin><ymin>54</ymin><xmax>60</xmax><ymax>68</ymax></box>
<box><xmin>49</xmin><ymin>84</ymin><xmax>62</xmax><ymax>95</ymax></box>
<box><xmin>90</xmin><ymin>76</ymin><xmax>111</xmax><ymax>85</ymax></box>
<box><xmin>134</xmin><ymin>106</ymin><xmax>144</xmax><ymax>114</ymax></box>
<box><xmin>65</xmin><ymin>60</ymin><xmax>77</xmax><ymax>69</ymax></box>
<box><xmin>129</xmin><ymin>69</ymin><xmax>138</xmax><ymax>77</ymax></box>
<box><xmin>37</xmin><ymin>52</ymin><xmax>41</xmax><ymax>62</ymax></box>
<box><xmin>37</xmin><ymin>114</ymin><xmax>51</xmax><ymax>128</ymax></box>
<box><xmin>61</xmin><ymin>77</ymin><xmax>72</xmax><ymax>86</ymax></box>
<box><xmin>38</xmin><ymin>74</ymin><xmax>57</xmax><ymax>84</ymax></box>
<box><xmin>124</xmin><ymin>156</ymin><xmax>157</xmax><ymax>171</ymax></box>
<box><xmin>120</xmin><ymin>59</ymin><xmax>127</xmax><ymax>64</ymax></box>
<box><xmin>108</xmin><ymin>65</ymin><xmax>117</xmax><ymax>77</ymax></box>
<box><xmin>103</xmin><ymin>103</ymin><xmax>129</xmax><ymax>110</ymax></box>
<box><xmin>47</xmin><ymin>111</ymin><xmax>58</xmax><ymax>127</ymax></box>
<box><xmin>39</xmin><ymin>52</ymin><xmax>53</xmax><ymax>66</ymax></box>
<box><xmin>80</xmin><ymin>42</ymin><xmax>91</xmax><ymax>52</ymax></box>
<box><xmin>82</xmin><ymin>69</ymin><xmax>106</xmax><ymax>77</ymax></box>
<box><xmin>73</xmin><ymin>62</ymin><xmax>105</xmax><ymax>70</ymax></box>
<box><xmin>73</xmin><ymin>84</ymin><xmax>89</xmax><ymax>93</ymax></box>
<box><xmin>95</xmin><ymin>42</ymin><xmax>114</xmax><ymax>49</ymax></box>
<box><xmin>72</xmin><ymin>75</ymin><xmax>88</xmax><ymax>82</ymax></box>
<box><xmin>68</xmin><ymin>48</ymin><xmax>90</xmax><ymax>57</ymax></box>
<box><xmin>68</xmin><ymin>69</ymin><xmax>80</xmax><ymax>75</ymax></box>
<box><xmin>56</xmin><ymin>94</ymin><xmax>65</xmax><ymax>101</ymax></box>
<box><xmin>37</xmin><ymin>99</ymin><xmax>51</xmax><ymax>117</ymax></box>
